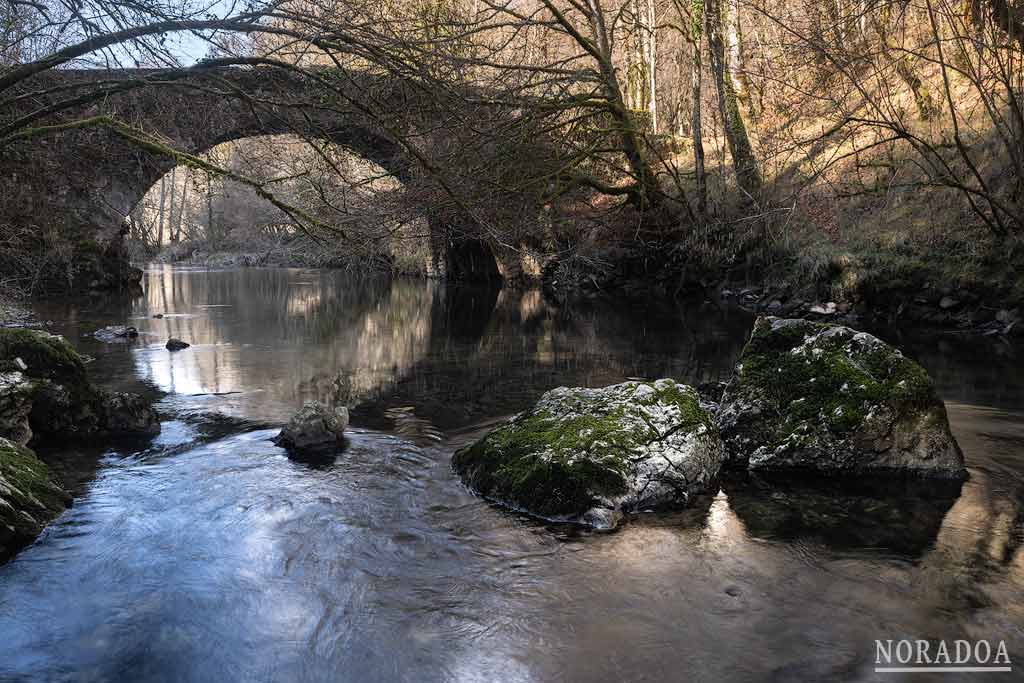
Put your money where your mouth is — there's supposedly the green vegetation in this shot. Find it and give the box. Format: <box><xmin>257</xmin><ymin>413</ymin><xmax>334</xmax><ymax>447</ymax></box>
<box><xmin>0</xmin><ymin>437</ymin><xmax>67</xmax><ymax>548</ymax></box>
<box><xmin>734</xmin><ymin>318</ymin><xmax>939</xmax><ymax>448</ymax></box>
<box><xmin>0</xmin><ymin>328</ymin><xmax>87</xmax><ymax>386</ymax></box>
<box><xmin>454</xmin><ymin>408</ymin><xmax>633</xmax><ymax>516</ymax></box>
<box><xmin>453</xmin><ymin>381</ymin><xmax>715</xmax><ymax>516</ymax></box>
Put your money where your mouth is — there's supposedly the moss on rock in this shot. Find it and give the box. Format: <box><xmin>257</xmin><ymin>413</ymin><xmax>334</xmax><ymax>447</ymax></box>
<box><xmin>0</xmin><ymin>328</ymin><xmax>158</xmax><ymax>441</ymax></box>
<box><xmin>453</xmin><ymin>379</ymin><xmax>724</xmax><ymax>528</ymax></box>
<box><xmin>719</xmin><ymin>317</ymin><xmax>965</xmax><ymax>477</ymax></box>
<box><xmin>0</xmin><ymin>436</ymin><xmax>69</xmax><ymax>560</ymax></box>
<box><xmin>0</xmin><ymin>328</ymin><xmax>89</xmax><ymax>388</ymax></box>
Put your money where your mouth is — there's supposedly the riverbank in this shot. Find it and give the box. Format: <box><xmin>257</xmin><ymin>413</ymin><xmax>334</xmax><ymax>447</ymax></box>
<box><xmin>2</xmin><ymin>266</ymin><xmax>1022</xmax><ymax>680</ymax></box>
<box><xmin>0</xmin><ymin>297</ymin><xmax>35</xmax><ymax>328</ymax></box>
<box><xmin>542</xmin><ymin>235</ymin><xmax>1024</xmax><ymax>340</ymax></box>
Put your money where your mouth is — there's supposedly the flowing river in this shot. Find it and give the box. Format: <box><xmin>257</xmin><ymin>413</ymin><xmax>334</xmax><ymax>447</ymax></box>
<box><xmin>1</xmin><ymin>266</ymin><xmax>1022</xmax><ymax>681</ymax></box>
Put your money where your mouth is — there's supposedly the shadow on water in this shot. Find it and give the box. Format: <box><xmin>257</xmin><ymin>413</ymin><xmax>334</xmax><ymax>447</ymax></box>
<box><xmin>721</xmin><ymin>471</ymin><xmax>963</xmax><ymax>557</ymax></box>
<box><xmin>2</xmin><ymin>265</ymin><xmax>1021</xmax><ymax>681</ymax></box>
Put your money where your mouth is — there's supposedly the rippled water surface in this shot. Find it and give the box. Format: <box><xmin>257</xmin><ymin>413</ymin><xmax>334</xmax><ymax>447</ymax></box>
<box><xmin>2</xmin><ymin>266</ymin><xmax>1023</xmax><ymax>682</ymax></box>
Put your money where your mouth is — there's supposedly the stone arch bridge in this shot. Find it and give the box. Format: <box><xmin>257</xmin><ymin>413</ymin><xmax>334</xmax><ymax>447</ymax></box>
<box><xmin>0</xmin><ymin>66</ymin><xmax>531</xmax><ymax>290</ymax></box>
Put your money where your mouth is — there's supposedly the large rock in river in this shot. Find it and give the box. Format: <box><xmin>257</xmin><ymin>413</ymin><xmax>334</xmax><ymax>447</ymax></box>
<box><xmin>0</xmin><ymin>436</ymin><xmax>70</xmax><ymax>561</ymax></box>
<box><xmin>0</xmin><ymin>328</ymin><xmax>159</xmax><ymax>440</ymax></box>
<box><xmin>718</xmin><ymin>317</ymin><xmax>965</xmax><ymax>478</ymax></box>
<box><xmin>453</xmin><ymin>379</ymin><xmax>725</xmax><ymax>529</ymax></box>
<box><xmin>274</xmin><ymin>401</ymin><xmax>349</xmax><ymax>453</ymax></box>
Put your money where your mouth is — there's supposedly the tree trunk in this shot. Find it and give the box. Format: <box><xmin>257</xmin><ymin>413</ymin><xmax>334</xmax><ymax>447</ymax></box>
<box><xmin>644</xmin><ymin>0</ymin><xmax>658</xmax><ymax>132</ymax></box>
<box><xmin>726</xmin><ymin>0</ymin><xmax>752</xmax><ymax>116</ymax></box>
<box><xmin>877</xmin><ymin>4</ymin><xmax>934</xmax><ymax>120</ymax></box>
<box><xmin>706</xmin><ymin>0</ymin><xmax>762</xmax><ymax>200</ymax></box>
<box><xmin>207</xmin><ymin>174</ymin><xmax>216</xmax><ymax>248</ymax></box>
<box><xmin>579</xmin><ymin>0</ymin><xmax>661</xmax><ymax>206</ymax></box>
<box><xmin>156</xmin><ymin>174</ymin><xmax>167</xmax><ymax>249</ymax></box>
<box><xmin>166</xmin><ymin>166</ymin><xmax>177</xmax><ymax>247</ymax></box>
<box><xmin>690</xmin><ymin>0</ymin><xmax>708</xmax><ymax>217</ymax></box>
<box><xmin>174</xmin><ymin>168</ymin><xmax>190</xmax><ymax>243</ymax></box>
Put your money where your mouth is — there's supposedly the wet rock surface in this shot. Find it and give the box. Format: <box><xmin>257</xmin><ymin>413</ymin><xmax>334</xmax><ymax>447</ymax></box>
<box><xmin>92</xmin><ymin>325</ymin><xmax>138</xmax><ymax>342</ymax></box>
<box><xmin>0</xmin><ymin>436</ymin><xmax>70</xmax><ymax>561</ymax></box>
<box><xmin>0</xmin><ymin>372</ymin><xmax>37</xmax><ymax>446</ymax></box>
<box><xmin>166</xmin><ymin>338</ymin><xmax>190</xmax><ymax>351</ymax></box>
<box><xmin>453</xmin><ymin>379</ymin><xmax>725</xmax><ymax>529</ymax></box>
<box><xmin>718</xmin><ymin>317</ymin><xmax>966</xmax><ymax>478</ymax></box>
<box><xmin>0</xmin><ymin>329</ymin><xmax>160</xmax><ymax>555</ymax></box>
<box><xmin>274</xmin><ymin>401</ymin><xmax>349</xmax><ymax>453</ymax></box>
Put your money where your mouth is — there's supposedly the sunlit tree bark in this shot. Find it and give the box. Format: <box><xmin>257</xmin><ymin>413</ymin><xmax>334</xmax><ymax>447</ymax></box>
<box><xmin>705</xmin><ymin>0</ymin><xmax>761</xmax><ymax>200</ymax></box>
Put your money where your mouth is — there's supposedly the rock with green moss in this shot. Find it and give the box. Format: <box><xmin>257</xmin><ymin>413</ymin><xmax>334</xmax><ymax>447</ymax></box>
<box><xmin>453</xmin><ymin>379</ymin><xmax>725</xmax><ymax>529</ymax></box>
<box><xmin>0</xmin><ymin>328</ymin><xmax>88</xmax><ymax>388</ymax></box>
<box><xmin>0</xmin><ymin>436</ymin><xmax>70</xmax><ymax>560</ymax></box>
<box><xmin>0</xmin><ymin>328</ymin><xmax>159</xmax><ymax>440</ymax></box>
<box><xmin>718</xmin><ymin>317</ymin><xmax>965</xmax><ymax>478</ymax></box>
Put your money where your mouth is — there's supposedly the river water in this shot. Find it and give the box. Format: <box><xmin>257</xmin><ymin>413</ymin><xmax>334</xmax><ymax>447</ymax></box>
<box><xmin>1</xmin><ymin>266</ymin><xmax>1022</xmax><ymax>682</ymax></box>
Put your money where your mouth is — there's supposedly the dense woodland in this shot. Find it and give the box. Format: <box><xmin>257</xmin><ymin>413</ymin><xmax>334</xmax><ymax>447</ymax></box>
<box><xmin>2</xmin><ymin>0</ymin><xmax>1023</xmax><ymax>308</ymax></box>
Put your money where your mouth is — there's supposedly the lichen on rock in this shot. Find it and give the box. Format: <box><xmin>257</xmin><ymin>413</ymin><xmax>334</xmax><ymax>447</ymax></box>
<box><xmin>718</xmin><ymin>316</ymin><xmax>965</xmax><ymax>478</ymax></box>
<box><xmin>452</xmin><ymin>379</ymin><xmax>725</xmax><ymax>529</ymax></box>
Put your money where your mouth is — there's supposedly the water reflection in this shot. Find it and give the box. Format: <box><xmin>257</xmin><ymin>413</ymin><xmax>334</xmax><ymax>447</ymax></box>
<box><xmin>721</xmin><ymin>472</ymin><xmax>962</xmax><ymax>556</ymax></box>
<box><xmin>5</xmin><ymin>266</ymin><xmax>1021</xmax><ymax>681</ymax></box>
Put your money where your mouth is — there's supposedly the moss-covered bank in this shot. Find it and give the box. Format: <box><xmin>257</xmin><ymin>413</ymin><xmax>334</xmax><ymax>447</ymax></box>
<box><xmin>0</xmin><ymin>328</ymin><xmax>160</xmax><ymax>561</ymax></box>
<box><xmin>0</xmin><ymin>437</ymin><xmax>69</xmax><ymax>561</ymax></box>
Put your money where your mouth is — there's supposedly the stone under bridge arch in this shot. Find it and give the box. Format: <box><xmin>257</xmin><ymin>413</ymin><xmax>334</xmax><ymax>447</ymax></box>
<box><xmin>0</xmin><ymin>66</ymin><xmax>503</xmax><ymax>289</ymax></box>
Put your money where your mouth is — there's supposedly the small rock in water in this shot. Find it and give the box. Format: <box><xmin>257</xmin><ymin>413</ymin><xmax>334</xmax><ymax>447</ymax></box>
<box><xmin>93</xmin><ymin>325</ymin><xmax>138</xmax><ymax>342</ymax></box>
<box><xmin>98</xmin><ymin>390</ymin><xmax>160</xmax><ymax>435</ymax></box>
<box><xmin>808</xmin><ymin>302</ymin><xmax>837</xmax><ymax>315</ymax></box>
<box><xmin>274</xmin><ymin>401</ymin><xmax>349</xmax><ymax>453</ymax></box>
<box><xmin>166</xmin><ymin>338</ymin><xmax>190</xmax><ymax>351</ymax></box>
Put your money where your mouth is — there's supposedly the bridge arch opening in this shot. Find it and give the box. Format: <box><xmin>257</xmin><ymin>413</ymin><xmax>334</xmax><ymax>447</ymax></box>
<box><xmin>125</xmin><ymin>132</ymin><xmax>502</xmax><ymax>281</ymax></box>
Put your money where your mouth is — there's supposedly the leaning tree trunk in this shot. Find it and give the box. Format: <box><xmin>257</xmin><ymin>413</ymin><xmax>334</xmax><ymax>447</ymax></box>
<box><xmin>706</xmin><ymin>0</ymin><xmax>762</xmax><ymax>201</ymax></box>
<box><xmin>586</xmin><ymin>0</ymin><xmax>661</xmax><ymax>206</ymax></box>
<box><xmin>877</xmin><ymin>3</ymin><xmax>935</xmax><ymax>120</ymax></box>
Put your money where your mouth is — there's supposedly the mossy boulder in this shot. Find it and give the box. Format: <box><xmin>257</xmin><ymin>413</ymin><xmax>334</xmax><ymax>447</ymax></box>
<box><xmin>274</xmin><ymin>401</ymin><xmax>349</xmax><ymax>453</ymax></box>
<box><xmin>453</xmin><ymin>379</ymin><xmax>725</xmax><ymax>529</ymax></box>
<box><xmin>0</xmin><ymin>328</ymin><xmax>159</xmax><ymax>440</ymax></box>
<box><xmin>0</xmin><ymin>328</ymin><xmax>88</xmax><ymax>388</ymax></box>
<box><xmin>0</xmin><ymin>436</ymin><xmax>70</xmax><ymax>561</ymax></box>
<box><xmin>718</xmin><ymin>317</ymin><xmax>965</xmax><ymax>478</ymax></box>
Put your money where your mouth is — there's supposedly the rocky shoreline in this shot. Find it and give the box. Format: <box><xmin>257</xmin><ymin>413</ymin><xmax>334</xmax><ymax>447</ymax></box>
<box><xmin>0</xmin><ymin>328</ymin><xmax>159</xmax><ymax>560</ymax></box>
<box><xmin>719</xmin><ymin>283</ymin><xmax>1021</xmax><ymax>340</ymax></box>
<box><xmin>540</xmin><ymin>246</ymin><xmax>1023</xmax><ymax>339</ymax></box>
